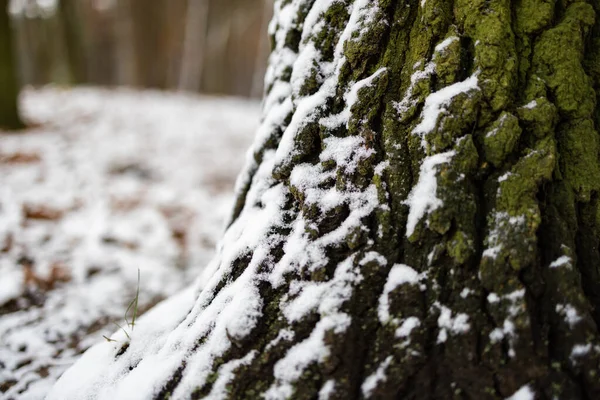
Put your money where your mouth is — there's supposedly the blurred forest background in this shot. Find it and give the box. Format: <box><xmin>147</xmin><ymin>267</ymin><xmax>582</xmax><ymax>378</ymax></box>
<box><xmin>9</xmin><ymin>0</ymin><xmax>273</xmax><ymax>98</ymax></box>
<box><xmin>0</xmin><ymin>2</ymin><xmax>273</xmax><ymax>396</ymax></box>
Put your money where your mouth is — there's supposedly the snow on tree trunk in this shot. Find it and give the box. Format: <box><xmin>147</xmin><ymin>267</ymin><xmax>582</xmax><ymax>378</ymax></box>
<box><xmin>49</xmin><ymin>0</ymin><xmax>600</xmax><ymax>399</ymax></box>
<box><xmin>0</xmin><ymin>0</ymin><xmax>23</xmax><ymax>130</ymax></box>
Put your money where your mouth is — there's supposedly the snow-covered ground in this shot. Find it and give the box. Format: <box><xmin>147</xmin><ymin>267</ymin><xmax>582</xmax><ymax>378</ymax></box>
<box><xmin>0</xmin><ymin>87</ymin><xmax>259</xmax><ymax>399</ymax></box>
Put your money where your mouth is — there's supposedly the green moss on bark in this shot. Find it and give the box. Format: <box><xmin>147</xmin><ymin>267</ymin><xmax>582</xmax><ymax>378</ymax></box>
<box><xmin>482</xmin><ymin>112</ymin><xmax>522</xmax><ymax>167</ymax></box>
<box><xmin>144</xmin><ymin>1</ymin><xmax>600</xmax><ymax>399</ymax></box>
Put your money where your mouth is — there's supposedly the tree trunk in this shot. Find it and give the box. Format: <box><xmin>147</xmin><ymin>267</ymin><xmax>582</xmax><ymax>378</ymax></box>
<box><xmin>0</xmin><ymin>0</ymin><xmax>23</xmax><ymax>129</ymax></box>
<box><xmin>250</xmin><ymin>0</ymin><xmax>273</xmax><ymax>98</ymax></box>
<box><xmin>49</xmin><ymin>0</ymin><xmax>600</xmax><ymax>399</ymax></box>
<box><xmin>59</xmin><ymin>0</ymin><xmax>87</xmax><ymax>84</ymax></box>
<box><xmin>113</xmin><ymin>0</ymin><xmax>136</xmax><ymax>86</ymax></box>
<box><xmin>129</xmin><ymin>0</ymin><xmax>171</xmax><ymax>89</ymax></box>
<box><xmin>178</xmin><ymin>0</ymin><xmax>209</xmax><ymax>92</ymax></box>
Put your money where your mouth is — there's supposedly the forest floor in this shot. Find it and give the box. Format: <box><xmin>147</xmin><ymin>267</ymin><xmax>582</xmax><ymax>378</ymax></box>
<box><xmin>0</xmin><ymin>87</ymin><xmax>259</xmax><ymax>399</ymax></box>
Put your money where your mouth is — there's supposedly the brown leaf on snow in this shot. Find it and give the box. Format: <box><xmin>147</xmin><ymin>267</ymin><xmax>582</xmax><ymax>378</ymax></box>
<box><xmin>160</xmin><ymin>205</ymin><xmax>195</xmax><ymax>251</ymax></box>
<box><xmin>0</xmin><ymin>151</ymin><xmax>41</xmax><ymax>164</ymax></box>
<box><xmin>22</xmin><ymin>260</ymin><xmax>71</xmax><ymax>291</ymax></box>
<box><xmin>1</xmin><ymin>233</ymin><xmax>13</xmax><ymax>253</ymax></box>
<box><xmin>110</xmin><ymin>196</ymin><xmax>144</xmax><ymax>212</ymax></box>
<box><xmin>22</xmin><ymin>204</ymin><xmax>64</xmax><ymax>221</ymax></box>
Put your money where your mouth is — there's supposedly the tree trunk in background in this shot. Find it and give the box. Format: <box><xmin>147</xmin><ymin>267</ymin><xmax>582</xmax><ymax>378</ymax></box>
<box><xmin>0</xmin><ymin>0</ymin><xmax>23</xmax><ymax>129</ymax></box>
<box><xmin>200</xmin><ymin>0</ymin><xmax>266</xmax><ymax>96</ymax></box>
<box><xmin>58</xmin><ymin>0</ymin><xmax>87</xmax><ymax>84</ymax></box>
<box><xmin>178</xmin><ymin>0</ymin><xmax>209</xmax><ymax>92</ymax></box>
<box><xmin>164</xmin><ymin>0</ymin><xmax>188</xmax><ymax>89</ymax></box>
<box><xmin>250</xmin><ymin>0</ymin><xmax>273</xmax><ymax>98</ymax></box>
<box><xmin>113</xmin><ymin>0</ymin><xmax>136</xmax><ymax>86</ymax></box>
<box><xmin>200</xmin><ymin>0</ymin><xmax>232</xmax><ymax>95</ymax></box>
<box><xmin>9</xmin><ymin>0</ymin><xmax>270</xmax><ymax>97</ymax></box>
<box><xmin>49</xmin><ymin>0</ymin><xmax>600</xmax><ymax>399</ymax></box>
<box><xmin>130</xmin><ymin>0</ymin><xmax>170</xmax><ymax>89</ymax></box>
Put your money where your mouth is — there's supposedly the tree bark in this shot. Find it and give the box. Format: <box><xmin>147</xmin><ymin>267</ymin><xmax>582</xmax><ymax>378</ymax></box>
<box><xmin>0</xmin><ymin>0</ymin><xmax>23</xmax><ymax>129</ymax></box>
<box><xmin>113</xmin><ymin>0</ymin><xmax>137</xmax><ymax>86</ymax></box>
<box><xmin>129</xmin><ymin>0</ymin><xmax>165</xmax><ymax>88</ymax></box>
<box><xmin>50</xmin><ymin>0</ymin><xmax>600</xmax><ymax>399</ymax></box>
<box><xmin>59</xmin><ymin>0</ymin><xmax>87</xmax><ymax>84</ymax></box>
<box><xmin>250</xmin><ymin>0</ymin><xmax>273</xmax><ymax>98</ymax></box>
<box><xmin>178</xmin><ymin>0</ymin><xmax>209</xmax><ymax>92</ymax></box>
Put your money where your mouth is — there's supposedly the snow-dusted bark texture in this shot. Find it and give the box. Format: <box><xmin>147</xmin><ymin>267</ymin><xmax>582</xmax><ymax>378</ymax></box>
<box><xmin>50</xmin><ymin>0</ymin><xmax>600</xmax><ymax>399</ymax></box>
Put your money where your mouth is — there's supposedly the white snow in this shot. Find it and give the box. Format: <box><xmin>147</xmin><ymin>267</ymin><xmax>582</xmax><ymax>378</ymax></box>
<box><xmin>571</xmin><ymin>343</ymin><xmax>592</xmax><ymax>359</ymax></box>
<box><xmin>361</xmin><ymin>356</ymin><xmax>393</xmax><ymax>398</ymax></box>
<box><xmin>395</xmin><ymin>36</ymin><xmax>466</xmax><ymax>127</ymax></box>
<box><xmin>486</xmin><ymin>113</ymin><xmax>509</xmax><ymax>138</ymax></box>
<box><xmin>394</xmin><ymin>62</ymin><xmax>436</xmax><ymax>118</ymax></box>
<box><xmin>523</xmin><ymin>100</ymin><xmax>538</xmax><ymax>109</ymax></box>
<box><xmin>318</xmin><ymin>379</ymin><xmax>336</xmax><ymax>400</ymax></box>
<box><xmin>48</xmin><ymin>284</ymin><xmax>198</xmax><ymax>400</ymax></box>
<box><xmin>378</xmin><ymin>264</ymin><xmax>420</xmax><ymax>322</ymax></box>
<box><xmin>395</xmin><ymin>316</ymin><xmax>421</xmax><ymax>338</ymax></box>
<box><xmin>207</xmin><ymin>351</ymin><xmax>257</xmax><ymax>399</ymax></box>
<box><xmin>274</xmin><ymin>0</ymin><xmax>386</xmax><ymax>169</ymax></box>
<box><xmin>505</xmin><ymin>384</ymin><xmax>535</xmax><ymax>400</ymax></box>
<box><xmin>482</xmin><ymin>245</ymin><xmax>503</xmax><ymax>259</ymax></box>
<box><xmin>555</xmin><ymin>304</ymin><xmax>582</xmax><ymax>328</ymax></box>
<box><xmin>412</xmin><ymin>73</ymin><xmax>479</xmax><ymax>143</ymax></box>
<box><xmin>320</xmin><ymin>136</ymin><xmax>375</xmax><ymax>175</ymax></box>
<box><xmin>321</xmin><ymin>67</ymin><xmax>387</xmax><ymax>130</ymax></box>
<box><xmin>487</xmin><ymin>293</ymin><xmax>500</xmax><ymax>303</ymax></box>
<box><xmin>485</xmin><ymin>289</ymin><xmax>526</xmax><ymax>356</ymax></box>
<box><xmin>482</xmin><ymin>212</ymin><xmax>527</xmax><ymax>261</ymax></box>
<box><xmin>549</xmin><ymin>255</ymin><xmax>571</xmax><ymax>268</ymax></box>
<box><xmin>290</xmin><ymin>43</ymin><xmax>320</xmax><ymax>98</ymax></box>
<box><xmin>265</xmin><ymin>313</ymin><xmax>351</xmax><ymax>400</ymax></box>
<box><xmin>282</xmin><ymin>256</ymin><xmax>363</xmax><ymax>322</ymax></box>
<box><xmin>43</xmin><ymin>0</ymin><xmax>399</xmax><ymax>398</ymax></box>
<box><xmin>434</xmin><ymin>36</ymin><xmax>459</xmax><ymax>53</ymax></box>
<box><xmin>498</xmin><ymin>172</ymin><xmax>513</xmax><ymax>182</ymax></box>
<box><xmin>435</xmin><ymin>303</ymin><xmax>470</xmax><ymax>343</ymax></box>
<box><xmin>0</xmin><ymin>87</ymin><xmax>259</xmax><ymax>399</ymax></box>
<box><xmin>489</xmin><ymin>320</ymin><xmax>516</xmax><ymax>344</ymax></box>
<box><xmin>404</xmin><ymin>151</ymin><xmax>455</xmax><ymax>237</ymax></box>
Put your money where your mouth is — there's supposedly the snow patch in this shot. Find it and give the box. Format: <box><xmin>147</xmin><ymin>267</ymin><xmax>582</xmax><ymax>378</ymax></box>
<box><xmin>318</xmin><ymin>379</ymin><xmax>336</xmax><ymax>400</ymax></box>
<box><xmin>404</xmin><ymin>151</ymin><xmax>455</xmax><ymax>237</ymax></box>
<box><xmin>412</xmin><ymin>73</ymin><xmax>479</xmax><ymax>146</ymax></box>
<box><xmin>435</xmin><ymin>303</ymin><xmax>470</xmax><ymax>343</ymax></box>
<box><xmin>571</xmin><ymin>343</ymin><xmax>592</xmax><ymax>359</ymax></box>
<box><xmin>3</xmin><ymin>87</ymin><xmax>259</xmax><ymax>399</ymax></box>
<box><xmin>378</xmin><ymin>264</ymin><xmax>420</xmax><ymax>322</ymax></box>
<box><xmin>395</xmin><ymin>316</ymin><xmax>421</xmax><ymax>338</ymax></box>
<box><xmin>361</xmin><ymin>356</ymin><xmax>393</xmax><ymax>398</ymax></box>
<box><xmin>506</xmin><ymin>384</ymin><xmax>535</xmax><ymax>400</ymax></box>
<box><xmin>555</xmin><ymin>304</ymin><xmax>582</xmax><ymax>328</ymax></box>
<box><xmin>208</xmin><ymin>351</ymin><xmax>257</xmax><ymax>399</ymax></box>
<box><xmin>265</xmin><ymin>314</ymin><xmax>351</xmax><ymax>399</ymax></box>
<box><xmin>434</xmin><ymin>36</ymin><xmax>459</xmax><ymax>53</ymax></box>
<box><xmin>549</xmin><ymin>255</ymin><xmax>571</xmax><ymax>269</ymax></box>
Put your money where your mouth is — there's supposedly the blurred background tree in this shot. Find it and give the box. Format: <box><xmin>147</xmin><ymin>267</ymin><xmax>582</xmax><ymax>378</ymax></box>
<box><xmin>1</xmin><ymin>0</ymin><xmax>23</xmax><ymax>129</ymax></box>
<box><xmin>8</xmin><ymin>0</ymin><xmax>273</xmax><ymax>98</ymax></box>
